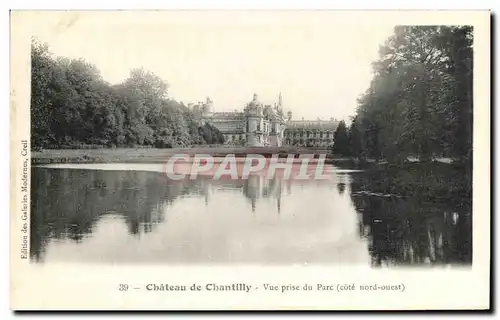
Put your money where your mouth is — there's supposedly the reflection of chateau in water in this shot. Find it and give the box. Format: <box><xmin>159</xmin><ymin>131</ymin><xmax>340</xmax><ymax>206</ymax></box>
<box><xmin>31</xmin><ymin>165</ymin><xmax>472</xmax><ymax>266</ymax></box>
<box><xmin>30</xmin><ymin>168</ymin><xmax>286</xmax><ymax>262</ymax></box>
<box><xmin>183</xmin><ymin>174</ymin><xmax>285</xmax><ymax>212</ymax></box>
<box><xmin>242</xmin><ymin>175</ymin><xmax>283</xmax><ymax>213</ymax></box>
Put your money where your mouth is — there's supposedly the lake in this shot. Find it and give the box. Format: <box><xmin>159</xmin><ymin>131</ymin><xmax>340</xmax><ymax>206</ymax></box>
<box><xmin>30</xmin><ymin>161</ymin><xmax>472</xmax><ymax>267</ymax></box>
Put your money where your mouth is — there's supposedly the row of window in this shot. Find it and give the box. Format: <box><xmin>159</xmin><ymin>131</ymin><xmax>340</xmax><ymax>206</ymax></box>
<box><xmin>286</xmin><ymin>138</ymin><xmax>333</xmax><ymax>142</ymax></box>
<box><xmin>284</xmin><ymin>131</ymin><xmax>334</xmax><ymax>138</ymax></box>
<box><xmin>255</xmin><ymin>124</ymin><xmax>276</xmax><ymax>133</ymax></box>
<box><xmin>223</xmin><ymin>134</ymin><xmax>276</xmax><ymax>145</ymax></box>
<box><xmin>224</xmin><ymin>134</ymin><xmax>245</xmax><ymax>142</ymax></box>
<box><xmin>285</xmin><ymin>141</ymin><xmax>333</xmax><ymax>147</ymax></box>
<box><xmin>223</xmin><ymin>135</ymin><xmax>332</xmax><ymax>141</ymax></box>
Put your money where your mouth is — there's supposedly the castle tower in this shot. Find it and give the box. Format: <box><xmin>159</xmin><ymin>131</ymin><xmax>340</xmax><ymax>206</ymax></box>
<box><xmin>269</xmin><ymin>93</ymin><xmax>285</xmax><ymax>147</ymax></box>
<box><xmin>201</xmin><ymin>96</ymin><xmax>213</xmax><ymax>117</ymax></box>
<box><xmin>245</xmin><ymin>93</ymin><xmax>264</xmax><ymax>147</ymax></box>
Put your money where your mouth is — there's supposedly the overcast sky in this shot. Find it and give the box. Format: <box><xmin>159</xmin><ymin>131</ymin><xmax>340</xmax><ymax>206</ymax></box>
<box><xmin>31</xmin><ymin>11</ymin><xmax>396</xmax><ymax>122</ymax></box>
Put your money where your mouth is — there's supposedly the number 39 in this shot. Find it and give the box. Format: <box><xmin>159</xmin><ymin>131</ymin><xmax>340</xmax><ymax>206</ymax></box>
<box><xmin>118</xmin><ymin>284</ymin><xmax>129</xmax><ymax>291</ymax></box>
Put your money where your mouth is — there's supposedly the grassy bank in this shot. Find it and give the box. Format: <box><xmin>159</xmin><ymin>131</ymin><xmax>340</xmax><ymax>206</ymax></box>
<box><xmin>31</xmin><ymin>147</ymin><xmax>340</xmax><ymax>165</ymax></box>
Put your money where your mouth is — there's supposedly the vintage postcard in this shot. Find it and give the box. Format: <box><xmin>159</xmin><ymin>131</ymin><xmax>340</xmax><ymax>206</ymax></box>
<box><xmin>10</xmin><ymin>10</ymin><xmax>490</xmax><ymax>310</ymax></box>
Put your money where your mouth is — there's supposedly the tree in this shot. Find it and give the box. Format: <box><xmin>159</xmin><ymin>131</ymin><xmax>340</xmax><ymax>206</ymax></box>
<box><xmin>435</xmin><ymin>26</ymin><xmax>473</xmax><ymax>162</ymax></box>
<box><xmin>199</xmin><ymin>123</ymin><xmax>225</xmax><ymax>145</ymax></box>
<box><xmin>31</xmin><ymin>39</ymin><xmax>57</xmax><ymax>149</ymax></box>
<box><xmin>348</xmin><ymin>116</ymin><xmax>362</xmax><ymax>159</ymax></box>
<box><xmin>352</xmin><ymin>26</ymin><xmax>473</xmax><ymax>165</ymax></box>
<box><xmin>30</xmin><ymin>39</ymin><xmax>227</xmax><ymax>150</ymax></box>
<box><xmin>332</xmin><ymin>120</ymin><xmax>350</xmax><ymax>156</ymax></box>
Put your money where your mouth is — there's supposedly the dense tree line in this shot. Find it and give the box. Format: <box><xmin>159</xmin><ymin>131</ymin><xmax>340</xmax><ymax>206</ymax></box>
<box><xmin>31</xmin><ymin>39</ymin><xmax>225</xmax><ymax>150</ymax></box>
<box><xmin>333</xmin><ymin>26</ymin><xmax>473</xmax><ymax>165</ymax></box>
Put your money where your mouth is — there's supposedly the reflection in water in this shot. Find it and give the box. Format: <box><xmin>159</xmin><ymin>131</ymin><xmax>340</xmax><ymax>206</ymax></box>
<box><xmin>30</xmin><ymin>169</ymin><xmax>193</xmax><ymax>262</ymax></box>
<box><xmin>30</xmin><ymin>163</ymin><xmax>472</xmax><ymax>266</ymax></box>
<box><xmin>348</xmin><ymin>163</ymin><xmax>472</xmax><ymax>267</ymax></box>
<box><xmin>337</xmin><ymin>182</ymin><xmax>346</xmax><ymax>195</ymax></box>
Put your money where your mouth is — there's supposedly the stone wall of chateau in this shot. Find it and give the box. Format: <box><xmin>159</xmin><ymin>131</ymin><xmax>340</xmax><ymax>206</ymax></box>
<box><xmin>208</xmin><ymin>112</ymin><xmax>247</xmax><ymax>145</ymax></box>
<box><xmin>283</xmin><ymin>119</ymin><xmax>339</xmax><ymax>148</ymax></box>
<box><xmin>190</xmin><ymin>94</ymin><xmax>338</xmax><ymax>148</ymax></box>
<box><xmin>192</xmin><ymin>94</ymin><xmax>286</xmax><ymax>147</ymax></box>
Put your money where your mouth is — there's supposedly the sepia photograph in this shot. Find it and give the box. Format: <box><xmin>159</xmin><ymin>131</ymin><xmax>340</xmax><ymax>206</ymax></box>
<box><xmin>10</xmin><ymin>10</ymin><xmax>490</xmax><ymax>310</ymax></box>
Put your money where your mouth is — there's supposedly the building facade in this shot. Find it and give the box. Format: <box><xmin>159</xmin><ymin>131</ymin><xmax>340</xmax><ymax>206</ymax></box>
<box><xmin>192</xmin><ymin>93</ymin><xmax>287</xmax><ymax>147</ymax></box>
<box><xmin>190</xmin><ymin>93</ymin><xmax>338</xmax><ymax>148</ymax></box>
<box><xmin>284</xmin><ymin>119</ymin><xmax>339</xmax><ymax>148</ymax></box>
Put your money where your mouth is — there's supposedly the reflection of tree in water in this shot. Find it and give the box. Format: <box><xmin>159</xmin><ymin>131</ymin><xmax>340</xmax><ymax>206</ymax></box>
<box><xmin>349</xmin><ymin>163</ymin><xmax>472</xmax><ymax>266</ymax></box>
<box><xmin>31</xmin><ymin>168</ymin><xmax>288</xmax><ymax>262</ymax></box>
<box><xmin>30</xmin><ymin>168</ymin><xmax>203</xmax><ymax>261</ymax></box>
<box><xmin>337</xmin><ymin>182</ymin><xmax>346</xmax><ymax>195</ymax></box>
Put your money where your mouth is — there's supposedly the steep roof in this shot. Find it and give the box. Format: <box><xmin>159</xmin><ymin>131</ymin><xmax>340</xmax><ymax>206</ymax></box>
<box><xmin>210</xmin><ymin>112</ymin><xmax>245</xmax><ymax>120</ymax></box>
<box><xmin>286</xmin><ymin>119</ymin><xmax>339</xmax><ymax>130</ymax></box>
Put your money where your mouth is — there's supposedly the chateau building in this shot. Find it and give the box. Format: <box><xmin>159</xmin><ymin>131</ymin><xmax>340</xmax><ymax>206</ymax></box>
<box><xmin>284</xmin><ymin>119</ymin><xmax>339</xmax><ymax>148</ymax></box>
<box><xmin>190</xmin><ymin>93</ymin><xmax>338</xmax><ymax>148</ymax></box>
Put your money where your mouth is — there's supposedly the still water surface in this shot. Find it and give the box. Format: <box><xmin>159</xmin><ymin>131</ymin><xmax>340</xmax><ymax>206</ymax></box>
<box><xmin>30</xmin><ymin>162</ymin><xmax>472</xmax><ymax>266</ymax></box>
